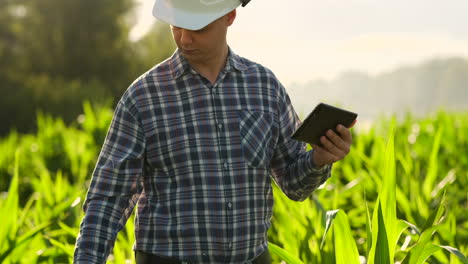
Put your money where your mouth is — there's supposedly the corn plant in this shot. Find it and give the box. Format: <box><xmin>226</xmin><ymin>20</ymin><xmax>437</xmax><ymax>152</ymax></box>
<box><xmin>1</xmin><ymin>104</ymin><xmax>467</xmax><ymax>263</ymax></box>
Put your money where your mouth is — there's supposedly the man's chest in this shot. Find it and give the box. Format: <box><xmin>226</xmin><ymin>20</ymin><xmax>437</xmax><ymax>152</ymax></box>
<box><xmin>138</xmin><ymin>80</ymin><xmax>280</xmax><ymax>171</ymax></box>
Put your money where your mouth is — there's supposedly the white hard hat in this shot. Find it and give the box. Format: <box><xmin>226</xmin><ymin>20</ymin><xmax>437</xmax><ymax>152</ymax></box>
<box><xmin>153</xmin><ymin>0</ymin><xmax>251</xmax><ymax>30</ymax></box>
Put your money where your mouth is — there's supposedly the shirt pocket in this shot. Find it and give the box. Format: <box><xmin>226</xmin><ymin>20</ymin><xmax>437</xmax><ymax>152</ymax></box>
<box><xmin>238</xmin><ymin>110</ymin><xmax>278</xmax><ymax>168</ymax></box>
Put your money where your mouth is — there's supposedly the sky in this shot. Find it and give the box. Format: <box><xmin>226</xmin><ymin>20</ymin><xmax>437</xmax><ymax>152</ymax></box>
<box><xmin>131</xmin><ymin>0</ymin><xmax>468</xmax><ymax>86</ymax></box>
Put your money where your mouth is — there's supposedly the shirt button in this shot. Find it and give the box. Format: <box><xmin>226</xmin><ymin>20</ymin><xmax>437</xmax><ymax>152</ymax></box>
<box><xmin>228</xmin><ymin>202</ymin><xmax>232</xmax><ymax>209</ymax></box>
<box><xmin>223</xmin><ymin>162</ymin><xmax>229</xmax><ymax>169</ymax></box>
<box><xmin>217</xmin><ymin>123</ymin><xmax>223</xmax><ymax>129</ymax></box>
<box><xmin>228</xmin><ymin>242</ymin><xmax>233</xmax><ymax>249</ymax></box>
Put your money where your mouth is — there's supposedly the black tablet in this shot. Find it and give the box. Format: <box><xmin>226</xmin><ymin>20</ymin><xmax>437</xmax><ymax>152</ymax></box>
<box><xmin>291</xmin><ymin>103</ymin><xmax>357</xmax><ymax>146</ymax></box>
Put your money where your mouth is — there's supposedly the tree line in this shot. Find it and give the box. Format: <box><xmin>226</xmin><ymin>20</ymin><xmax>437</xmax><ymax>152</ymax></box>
<box><xmin>0</xmin><ymin>0</ymin><xmax>176</xmax><ymax>135</ymax></box>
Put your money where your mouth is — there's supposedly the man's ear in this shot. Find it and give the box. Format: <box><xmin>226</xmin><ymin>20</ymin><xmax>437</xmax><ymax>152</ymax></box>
<box><xmin>226</xmin><ymin>9</ymin><xmax>236</xmax><ymax>26</ymax></box>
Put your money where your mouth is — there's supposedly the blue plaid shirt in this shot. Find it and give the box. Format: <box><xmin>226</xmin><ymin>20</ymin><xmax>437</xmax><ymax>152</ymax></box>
<box><xmin>74</xmin><ymin>48</ymin><xmax>331</xmax><ymax>264</ymax></box>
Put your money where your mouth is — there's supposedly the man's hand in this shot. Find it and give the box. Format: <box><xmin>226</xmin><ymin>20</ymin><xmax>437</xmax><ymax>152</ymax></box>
<box><xmin>311</xmin><ymin>124</ymin><xmax>354</xmax><ymax>167</ymax></box>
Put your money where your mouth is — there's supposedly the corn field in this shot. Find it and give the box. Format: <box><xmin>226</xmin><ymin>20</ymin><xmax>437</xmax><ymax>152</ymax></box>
<box><xmin>0</xmin><ymin>102</ymin><xmax>467</xmax><ymax>263</ymax></box>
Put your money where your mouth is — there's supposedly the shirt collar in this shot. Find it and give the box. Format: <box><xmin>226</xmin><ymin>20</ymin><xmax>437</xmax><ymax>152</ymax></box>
<box><xmin>169</xmin><ymin>47</ymin><xmax>248</xmax><ymax>79</ymax></box>
<box><xmin>224</xmin><ymin>47</ymin><xmax>248</xmax><ymax>73</ymax></box>
<box><xmin>169</xmin><ymin>49</ymin><xmax>191</xmax><ymax>79</ymax></box>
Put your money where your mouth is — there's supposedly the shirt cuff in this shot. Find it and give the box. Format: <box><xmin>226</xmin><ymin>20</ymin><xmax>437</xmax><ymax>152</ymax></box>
<box><xmin>74</xmin><ymin>250</ymin><xmax>106</xmax><ymax>264</ymax></box>
<box><xmin>306</xmin><ymin>149</ymin><xmax>332</xmax><ymax>174</ymax></box>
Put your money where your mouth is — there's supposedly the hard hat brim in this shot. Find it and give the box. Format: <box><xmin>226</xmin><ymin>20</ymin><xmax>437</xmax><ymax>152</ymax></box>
<box><xmin>153</xmin><ymin>0</ymin><xmax>241</xmax><ymax>30</ymax></box>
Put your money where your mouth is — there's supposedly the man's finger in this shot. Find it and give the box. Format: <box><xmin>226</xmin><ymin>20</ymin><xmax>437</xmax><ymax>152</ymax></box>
<box><xmin>326</xmin><ymin>129</ymin><xmax>348</xmax><ymax>151</ymax></box>
<box><xmin>336</xmin><ymin>125</ymin><xmax>353</xmax><ymax>146</ymax></box>
<box><xmin>312</xmin><ymin>143</ymin><xmax>338</xmax><ymax>165</ymax></box>
<box><xmin>320</xmin><ymin>135</ymin><xmax>344</xmax><ymax>158</ymax></box>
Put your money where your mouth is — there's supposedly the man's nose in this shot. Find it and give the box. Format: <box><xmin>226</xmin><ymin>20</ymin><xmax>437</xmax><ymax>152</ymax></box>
<box><xmin>180</xmin><ymin>29</ymin><xmax>193</xmax><ymax>45</ymax></box>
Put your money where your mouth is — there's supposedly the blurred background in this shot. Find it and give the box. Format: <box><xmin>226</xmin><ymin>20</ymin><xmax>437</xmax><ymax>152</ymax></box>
<box><xmin>1</xmin><ymin>0</ymin><xmax>467</xmax><ymax>135</ymax></box>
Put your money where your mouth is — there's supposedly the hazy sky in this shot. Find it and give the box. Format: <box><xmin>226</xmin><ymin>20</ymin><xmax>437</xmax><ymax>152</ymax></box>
<box><xmin>131</xmin><ymin>0</ymin><xmax>468</xmax><ymax>85</ymax></box>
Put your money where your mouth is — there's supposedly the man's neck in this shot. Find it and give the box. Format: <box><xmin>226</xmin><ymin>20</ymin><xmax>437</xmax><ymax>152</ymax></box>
<box><xmin>187</xmin><ymin>45</ymin><xmax>229</xmax><ymax>84</ymax></box>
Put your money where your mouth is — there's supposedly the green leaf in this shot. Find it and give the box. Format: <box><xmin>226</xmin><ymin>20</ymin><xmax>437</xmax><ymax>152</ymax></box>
<box><xmin>318</xmin><ymin>209</ymin><xmax>360</xmax><ymax>264</ymax></box>
<box><xmin>365</xmin><ymin>199</ymin><xmax>373</xmax><ymax>253</ymax></box>
<box><xmin>402</xmin><ymin>226</ymin><xmax>439</xmax><ymax>264</ymax></box>
<box><xmin>401</xmin><ymin>192</ymin><xmax>448</xmax><ymax>263</ymax></box>
<box><xmin>48</xmin><ymin>237</ymin><xmax>75</xmax><ymax>257</ymax></box>
<box><xmin>0</xmin><ymin>150</ymin><xmax>20</xmax><ymax>256</ymax></box>
<box><xmin>412</xmin><ymin>244</ymin><xmax>441</xmax><ymax>264</ymax></box>
<box><xmin>368</xmin><ymin>129</ymin><xmax>396</xmax><ymax>264</ymax></box>
<box><xmin>374</xmin><ymin>203</ymin><xmax>391</xmax><ymax>264</ymax></box>
<box><xmin>422</xmin><ymin>126</ymin><xmax>443</xmax><ymax>200</ymax></box>
<box><xmin>268</xmin><ymin>242</ymin><xmax>304</xmax><ymax>264</ymax></box>
<box><xmin>333</xmin><ymin>211</ymin><xmax>361</xmax><ymax>264</ymax></box>
<box><xmin>422</xmin><ymin>191</ymin><xmax>446</xmax><ymax>232</ymax></box>
<box><xmin>320</xmin><ymin>209</ymin><xmax>339</xmax><ymax>250</ymax></box>
<box><xmin>438</xmin><ymin>245</ymin><xmax>468</xmax><ymax>264</ymax></box>
<box><xmin>379</xmin><ymin>128</ymin><xmax>397</xmax><ymax>260</ymax></box>
<box><xmin>404</xmin><ymin>243</ymin><xmax>468</xmax><ymax>264</ymax></box>
<box><xmin>58</xmin><ymin>222</ymin><xmax>79</xmax><ymax>237</ymax></box>
<box><xmin>395</xmin><ymin>219</ymin><xmax>420</xmax><ymax>251</ymax></box>
<box><xmin>0</xmin><ymin>221</ymin><xmax>50</xmax><ymax>261</ymax></box>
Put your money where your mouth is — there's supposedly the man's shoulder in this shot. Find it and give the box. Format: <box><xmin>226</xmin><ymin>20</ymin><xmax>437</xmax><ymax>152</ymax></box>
<box><xmin>139</xmin><ymin>57</ymin><xmax>175</xmax><ymax>83</ymax></box>
<box><xmin>125</xmin><ymin>56</ymin><xmax>175</xmax><ymax>95</ymax></box>
<box><xmin>233</xmin><ymin>53</ymin><xmax>276</xmax><ymax>77</ymax></box>
<box><xmin>232</xmin><ymin>53</ymin><xmax>284</xmax><ymax>92</ymax></box>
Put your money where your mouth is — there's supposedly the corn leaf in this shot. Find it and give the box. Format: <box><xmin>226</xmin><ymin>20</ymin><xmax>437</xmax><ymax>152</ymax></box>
<box><xmin>374</xmin><ymin>202</ymin><xmax>391</xmax><ymax>264</ymax></box>
<box><xmin>268</xmin><ymin>242</ymin><xmax>304</xmax><ymax>264</ymax></box>
<box><xmin>422</xmin><ymin>126</ymin><xmax>443</xmax><ymax>200</ymax></box>
<box><xmin>333</xmin><ymin>210</ymin><xmax>360</xmax><ymax>264</ymax></box>
<box><xmin>320</xmin><ymin>209</ymin><xmax>339</xmax><ymax>249</ymax></box>
<box><xmin>438</xmin><ymin>245</ymin><xmax>468</xmax><ymax>264</ymax></box>
<box><xmin>365</xmin><ymin>200</ymin><xmax>372</xmax><ymax>253</ymax></box>
<box><xmin>379</xmin><ymin>127</ymin><xmax>397</xmax><ymax>261</ymax></box>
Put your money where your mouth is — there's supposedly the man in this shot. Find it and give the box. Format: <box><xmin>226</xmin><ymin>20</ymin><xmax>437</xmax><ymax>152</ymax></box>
<box><xmin>74</xmin><ymin>0</ymin><xmax>353</xmax><ymax>263</ymax></box>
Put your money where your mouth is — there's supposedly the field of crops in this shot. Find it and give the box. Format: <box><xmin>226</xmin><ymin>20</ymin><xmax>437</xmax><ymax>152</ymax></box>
<box><xmin>0</xmin><ymin>102</ymin><xmax>467</xmax><ymax>263</ymax></box>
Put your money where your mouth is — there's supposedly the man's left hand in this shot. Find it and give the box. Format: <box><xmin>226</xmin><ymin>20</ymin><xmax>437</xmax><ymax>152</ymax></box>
<box><xmin>311</xmin><ymin>124</ymin><xmax>353</xmax><ymax>167</ymax></box>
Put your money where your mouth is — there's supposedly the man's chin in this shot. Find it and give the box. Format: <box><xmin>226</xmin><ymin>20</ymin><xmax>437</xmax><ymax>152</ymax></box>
<box><xmin>181</xmin><ymin>48</ymin><xmax>200</xmax><ymax>56</ymax></box>
<box><xmin>182</xmin><ymin>52</ymin><xmax>204</xmax><ymax>63</ymax></box>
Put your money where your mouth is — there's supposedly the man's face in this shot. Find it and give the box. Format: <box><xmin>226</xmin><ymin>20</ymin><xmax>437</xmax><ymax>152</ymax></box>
<box><xmin>171</xmin><ymin>11</ymin><xmax>235</xmax><ymax>63</ymax></box>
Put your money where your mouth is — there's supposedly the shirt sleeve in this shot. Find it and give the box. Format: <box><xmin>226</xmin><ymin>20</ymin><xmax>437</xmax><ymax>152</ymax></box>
<box><xmin>269</xmin><ymin>81</ymin><xmax>332</xmax><ymax>201</ymax></box>
<box><xmin>74</xmin><ymin>94</ymin><xmax>145</xmax><ymax>263</ymax></box>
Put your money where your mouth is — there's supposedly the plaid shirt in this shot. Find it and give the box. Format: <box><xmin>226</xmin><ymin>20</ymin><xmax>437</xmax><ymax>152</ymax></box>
<box><xmin>74</xmin><ymin>48</ymin><xmax>331</xmax><ymax>264</ymax></box>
